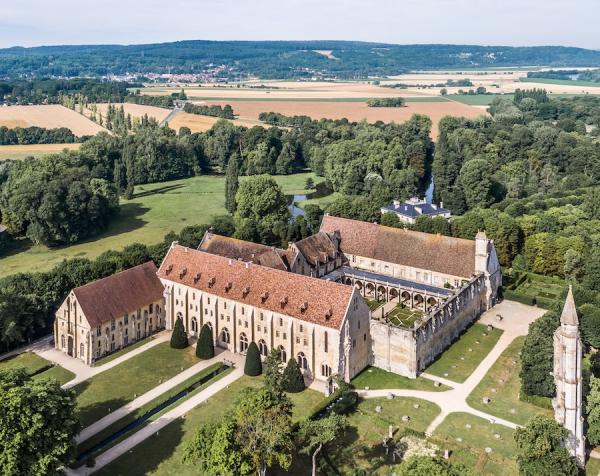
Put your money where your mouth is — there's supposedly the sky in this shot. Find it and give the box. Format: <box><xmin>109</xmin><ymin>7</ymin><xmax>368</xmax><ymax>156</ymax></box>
<box><xmin>0</xmin><ymin>0</ymin><xmax>598</xmax><ymax>50</ymax></box>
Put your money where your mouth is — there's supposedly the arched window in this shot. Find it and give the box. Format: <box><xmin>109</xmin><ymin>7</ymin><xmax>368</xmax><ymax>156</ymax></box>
<box><xmin>258</xmin><ymin>339</ymin><xmax>268</xmax><ymax>357</ymax></box>
<box><xmin>61</xmin><ymin>335</ymin><xmax>65</xmax><ymax>349</ymax></box>
<box><xmin>278</xmin><ymin>345</ymin><xmax>287</xmax><ymax>363</ymax></box>
<box><xmin>321</xmin><ymin>364</ymin><xmax>332</xmax><ymax>378</ymax></box>
<box><xmin>221</xmin><ymin>328</ymin><xmax>230</xmax><ymax>344</ymax></box>
<box><xmin>80</xmin><ymin>343</ymin><xmax>85</xmax><ymax>358</ymax></box>
<box><xmin>191</xmin><ymin>317</ymin><xmax>198</xmax><ymax>333</ymax></box>
<box><xmin>239</xmin><ymin>333</ymin><xmax>249</xmax><ymax>353</ymax></box>
<box><xmin>297</xmin><ymin>352</ymin><xmax>308</xmax><ymax>371</ymax></box>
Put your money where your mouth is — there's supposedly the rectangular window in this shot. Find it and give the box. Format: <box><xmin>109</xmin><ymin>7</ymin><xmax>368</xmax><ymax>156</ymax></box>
<box><xmin>279</xmin><ymin>318</ymin><xmax>283</xmax><ymax>326</ymax></box>
<box><xmin>352</xmin><ymin>339</ymin><xmax>356</xmax><ymax>348</ymax></box>
<box><xmin>283</xmin><ymin>333</ymin><xmax>287</xmax><ymax>340</ymax></box>
<box><xmin>260</xmin><ymin>313</ymin><xmax>264</xmax><ymax>321</ymax></box>
<box><xmin>364</xmin><ymin>333</ymin><xmax>367</xmax><ymax>341</ymax></box>
<box><xmin>244</xmin><ymin>321</ymin><xmax>248</xmax><ymax>328</ymax></box>
<box><xmin>221</xmin><ymin>314</ymin><xmax>224</xmax><ymax>320</ymax></box>
<box><xmin>276</xmin><ymin>331</ymin><xmax>280</xmax><ymax>338</ymax></box>
<box><xmin>124</xmin><ymin>316</ymin><xmax>129</xmax><ymax>325</ymax></box>
<box><xmin>296</xmin><ymin>337</ymin><xmax>300</xmax><ymax>344</ymax></box>
<box><xmin>264</xmin><ymin>327</ymin><xmax>268</xmax><ymax>334</ymax></box>
<box><xmin>324</xmin><ymin>332</ymin><xmax>328</xmax><ymax>353</ymax></box>
<box><xmin>208</xmin><ymin>297</ymin><xmax>210</xmax><ymax>304</ymax></box>
<box><xmin>204</xmin><ymin>309</ymin><xmax>208</xmax><ymax>315</ymax></box>
<box><xmin>303</xmin><ymin>339</ymin><xmax>308</xmax><ymax>346</ymax></box>
<box><xmin>257</xmin><ymin>325</ymin><xmax>261</xmax><ymax>332</ymax></box>
<box><xmin>299</xmin><ymin>324</ymin><xmax>303</xmax><ymax>332</ymax></box>
<box><xmin>224</xmin><ymin>302</ymin><xmax>227</xmax><ymax>309</ymax></box>
<box><xmin>241</xmin><ymin>307</ymin><xmax>245</xmax><ymax>315</ymax></box>
<box><xmin>192</xmin><ymin>293</ymin><xmax>195</xmax><ymax>300</ymax></box>
<box><xmin>149</xmin><ymin>303</ymin><xmax>154</xmax><ymax>313</ymax></box>
<box><xmin>96</xmin><ymin>327</ymin><xmax>101</xmax><ymax>337</ymax></box>
<box><xmin>358</xmin><ymin>320</ymin><xmax>361</xmax><ymax>330</ymax></box>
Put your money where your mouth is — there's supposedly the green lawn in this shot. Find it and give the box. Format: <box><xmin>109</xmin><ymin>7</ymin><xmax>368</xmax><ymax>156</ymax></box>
<box><xmin>386</xmin><ymin>305</ymin><xmax>422</xmax><ymax>328</ymax></box>
<box><xmin>433</xmin><ymin>412</ymin><xmax>518</xmax><ymax>476</ymax></box>
<box><xmin>586</xmin><ymin>456</ymin><xmax>600</xmax><ymax>475</ymax></box>
<box><xmin>365</xmin><ymin>298</ymin><xmax>385</xmax><ymax>311</ymax></box>
<box><xmin>0</xmin><ymin>172</ymin><xmax>322</xmax><ymax>278</ymax></box>
<box><xmin>352</xmin><ymin>366</ymin><xmax>450</xmax><ymax>391</ymax></box>
<box><xmin>0</xmin><ymin>352</ymin><xmax>75</xmax><ymax>385</ymax></box>
<box><xmin>466</xmin><ymin>336</ymin><xmax>552</xmax><ymax>426</ymax></box>
<box><xmin>94</xmin><ymin>375</ymin><xmax>325</xmax><ymax>476</ymax></box>
<box><xmin>92</xmin><ymin>336</ymin><xmax>156</xmax><ymax>366</ymax></box>
<box><xmin>73</xmin><ymin>342</ymin><xmax>200</xmax><ymax>428</ymax></box>
<box><xmin>299</xmin><ymin>190</ymin><xmax>341</xmax><ymax>210</ymax></box>
<box><xmin>329</xmin><ymin>396</ymin><xmax>441</xmax><ymax>475</ymax></box>
<box><xmin>425</xmin><ymin>323</ymin><xmax>503</xmax><ymax>383</ymax></box>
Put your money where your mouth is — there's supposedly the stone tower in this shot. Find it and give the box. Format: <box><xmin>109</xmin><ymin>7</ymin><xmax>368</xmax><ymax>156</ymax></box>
<box><xmin>553</xmin><ymin>286</ymin><xmax>585</xmax><ymax>466</ymax></box>
<box><xmin>474</xmin><ymin>231</ymin><xmax>501</xmax><ymax>309</ymax></box>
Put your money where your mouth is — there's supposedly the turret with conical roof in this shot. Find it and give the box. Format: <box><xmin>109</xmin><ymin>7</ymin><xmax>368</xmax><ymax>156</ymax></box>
<box><xmin>560</xmin><ymin>285</ymin><xmax>579</xmax><ymax>327</ymax></box>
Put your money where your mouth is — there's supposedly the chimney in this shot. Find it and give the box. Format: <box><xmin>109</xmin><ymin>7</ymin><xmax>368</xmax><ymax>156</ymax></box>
<box><xmin>245</xmin><ymin>262</ymin><xmax>250</xmax><ymax>269</ymax></box>
<box><xmin>228</xmin><ymin>259</ymin><xmax>232</xmax><ymax>265</ymax></box>
<box><xmin>440</xmin><ymin>201</ymin><xmax>444</xmax><ymax>208</ymax></box>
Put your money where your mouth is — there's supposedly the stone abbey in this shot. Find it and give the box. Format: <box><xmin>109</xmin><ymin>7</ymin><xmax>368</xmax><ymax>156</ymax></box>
<box><xmin>54</xmin><ymin>215</ymin><xmax>501</xmax><ymax>387</ymax></box>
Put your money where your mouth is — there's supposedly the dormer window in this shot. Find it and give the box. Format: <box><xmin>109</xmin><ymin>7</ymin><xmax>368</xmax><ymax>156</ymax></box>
<box><xmin>208</xmin><ymin>277</ymin><xmax>216</xmax><ymax>288</ymax></box>
<box><xmin>325</xmin><ymin>308</ymin><xmax>333</xmax><ymax>320</ymax></box>
<box><xmin>225</xmin><ymin>281</ymin><xmax>232</xmax><ymax>292</ymax></box>
<box><xmin>193</xmin><ymin>272</ymin><xmax>201</xmax><ymax>283</ymax></box>
<box><xmin>300</xmin><ymin>301</ymin><xmax>308</xmax><ymax>313</ymax></box>
<box><xmin>261</xmin><ymin>291</ymin><xmax>269</xmax><ymax>303</ymax></box>
<box><xmin>166</xmin><ymin>264</ymin><xmax>173</xmax><ymax>274</ymax></box>
<box><xmin>242</xmin><ymin>286</ymin><xmax>250</xmax><ymax>297</ymax></box>
<box><xmin>179</xmin><ymin>268</ymin><xmax>187</xmax><ymax>279</ymax></box>
<box><xmin>280</xmin><ymin>296</ymin><xmax>288</xmax><ymax>308</ymax></box>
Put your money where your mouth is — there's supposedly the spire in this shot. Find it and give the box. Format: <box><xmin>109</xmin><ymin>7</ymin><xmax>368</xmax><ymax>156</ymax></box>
<box><xmin>560</xmin><ymin>285</ymin><xmax>578</xmax><ymax>326</ymax></box>
<box><xmin>475</xmin><ymin>230</ymin><xmax>487</xmax><ymax>240</ymax></box>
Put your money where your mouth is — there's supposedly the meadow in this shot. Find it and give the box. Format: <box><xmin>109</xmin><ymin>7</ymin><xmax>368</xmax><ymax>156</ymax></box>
<box><xmin>0</xmin><ymin>143</ymin><xmax>81</xmax><ymax>160</ymax></box>
<box><xmin>0</xmin><ymin>172</ymin><xmax>320</xmax><ymax>278</ymax></box>
<box><xmin>0</xmin><ymin>105</ymin><xmax>106</xmax><ymax>136</ymax></box>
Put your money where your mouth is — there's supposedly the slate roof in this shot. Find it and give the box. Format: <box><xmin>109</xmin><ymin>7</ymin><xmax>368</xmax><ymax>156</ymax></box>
<box><xmin>382</xmin><ymin>202</ymin><xmax>450</xmax><ymax>218</ymax></box>
<box><xmin>72</xmin><ymin>262</ymin><xmax>164</xmax><ymax>328</ymax></box>
<box><xmin>158</xmin><ymin>244</ymin><xmax>354</xmax><ymax>330</ymax></box>
<box><xmin>293</xmin><ymin>232</ymin><xmax>339</xmax><ymax>267</ymax></box>
<box><xmin>320</xmin><ymin>215</ymin><xmax>476</xmax><ymax>278</ymax></box>
<box><xmin>198</xmin><ymin>233</ymin><xmax>289</xmax><ymax>271</ymax></box>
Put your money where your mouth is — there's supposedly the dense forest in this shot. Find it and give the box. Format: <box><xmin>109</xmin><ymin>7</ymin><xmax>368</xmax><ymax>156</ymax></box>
<box><xmin>3</xmin><ymin>42</ymin><xmax>600</xmax><ymax>79</ymax></box>
<box><xmin>527</xmin><ymin>68</ymin><xmax>600</xmax><ymax>82</ymax></box>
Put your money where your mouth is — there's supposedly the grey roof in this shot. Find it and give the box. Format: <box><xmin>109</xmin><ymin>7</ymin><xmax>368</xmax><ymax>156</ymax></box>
<box><xmin>382</xmin><ymin>202</ymin><xmax>450</xmax><ymax>218</ymax></box>
<box><xmin>560</xmin><ymin>285</ymin><xmax>579</xmax><ymax>326</ymax></box>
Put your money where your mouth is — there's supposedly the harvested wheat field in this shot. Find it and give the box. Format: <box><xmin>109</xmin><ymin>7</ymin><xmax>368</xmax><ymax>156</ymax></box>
<box><xmin>93</xmin><ymin>103</ymin><xmax>172</xmax><ymax>123</ymax></box>
<box><xmin>168</xmin><ymin>112</ymin><xmax>267</xmax><ymax>133</ymax></box>
<box><xmin>0</xmin><ymin>105</ymin><xmax>106</xmax><ymax>136</ymax></box>
<box><xmin>0</xmin><ymin>143</ymin><xmax>81</xmax><ymax>160</ymax></box>
<box><xmin>205</xmin><ymin>100</ymin><xmax>487</xmax><ymax>138</ymax></box>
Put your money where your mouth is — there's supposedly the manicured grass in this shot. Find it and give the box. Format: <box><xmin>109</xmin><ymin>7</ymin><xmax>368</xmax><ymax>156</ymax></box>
<box><xmin>507</xmin><ymin>272</ymin><xmax>565</xmax><ymax>308</ymax></box>
<box><xmin>92</xmin><ymin>336</ymin><xmax>156</xmax><ymax>366</ymax></box>
<box><xmin>76</xmin><ymin>363</ymin><xmax>230</xmax><ymax>461</ymax></box>
<box><xmin>352</xmin><ymin>366</ymin><xmax>450</xmax><ymax>391</ymax></box>
<box><xmin>73</xmin><ymin>342</ymin><xmax>200</xmax><ymax>428</ymax></box>
<box><xmin>433</xmin><ymin>412</ymin><xmax>518</xmax><ymax>476</ymax></box>
<box><xmin>586</xmin><ymin>456</ymin><xmax>600</xmax><ymax>476</ymax></box>
<box><xmin>386</xmin><ymin>305</ymin><xmax>422</xmax><ymax>328</ymax></box>
<box><xmin>0</xmin><ymin>352</ymin><xmax>75</xmax><ymax>385</ymax></box>
<box><xmin>94</xmin><ymin>376</ymin><xmax>325</xmax><ymax>476</ymax></box>
<box><xmin>466</xmin><ymin>336</ymin><xmax>552</xmax><ymax>426</ymax></box>
<box><xmin>365</xmin><ymin>298</ymin><xmax>385</xmax><ymax>311</ymax></box>
<box><xmin>299</xmin><ymin>190</ymin><xmax>341</xmax><ymax>210</ymax></box>
<box><xmin>329</xmin><ymin>396</ymin><xmax>441</xmax><ymax>474</ymax></box>
<box><xmin>0</xmin><ymin>172</ymin><xmax>322</xmax><ymax>278</ymax></box>
<box><xmin>425</xmin><ymin>323</ymin><xmax>503</xmax><ymax>383</ymax></box>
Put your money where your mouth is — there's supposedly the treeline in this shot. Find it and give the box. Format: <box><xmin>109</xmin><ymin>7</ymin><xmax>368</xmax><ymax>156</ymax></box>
<box><xmin>433</xmin><ymin>89</ymin><xmax>600</xmax><ymax>216</ymax></box>
<box><xmin>125</xmin><ymin>93</ymin><xmax>174</xmax><ymax>108</ymax></box>
<box><xmin>527</xmin><ymin>69</ymin><xmax>600</xmax><ymax>83</ymax></box>
<box><xmin>0</xmin><ymin>217</ymin><xmax>234</xmax><ymax>352</ymax></box>
<box><xmin>183</xmin><ymin>102</ymin><xmax>234</xmax><ymax>119</ymax></box>
<box><xmin>0</xmin><ymin>126</ymin><xmax>78</xmax><ymax>145</ymax></box>
<box><xmin>366</xmin><ymin>97</ymin><xmax>405</xmax><ymax>107</ymax></box>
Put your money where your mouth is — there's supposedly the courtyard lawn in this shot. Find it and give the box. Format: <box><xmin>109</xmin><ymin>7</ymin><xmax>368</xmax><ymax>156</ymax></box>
<box><xmin>0</xmin><ymin>352</ymin><xmax>75</xmax><ymax>385</ymax></box>
<box><xmin>329</xmin><ymin>396</ymin><xmax>441</xmax><ymax>475</ymax></box>
<box><xmin>466</xmin><ymin>336</ymin><xmax>552</xmax><ymax>426</ymax></box>
<box><xmin>425</xmin><ymin>323</ymin><xmax>503</xmax><ymax>383</ymax></box>
<box><xmin>433</xmin><ymin>412</ymin><xmax>518</xmax><ymax>476</ymax></box>
<box><xmin>386</xmin><ymin>305</ymin><xmax>422</xmax><ymax>328</ymax></box>
<box><xmin>92</xmin><ymin>335</ymin><xmax>156</xmax><ymax>366</ymax></box>
<box><xmin>587</xmin><ymin>457</ymin><xmax>600</xmax><ymax>476</ymax></box>
<box><xmin>0</xmin><ymin>172</ymin><xmax>323</xmax><ymax>278</ymax></box>
<box><xmin>73</xmin><ymin>342</ymin><xmax>200</xmax><ymax>428</ymax></box>
<box><xmin>94</xmin><ymin>376</ymin><xmax>325</xmax><ymax>476</ymax></box>
<box><xmin>366</xmin><ymin>298</ymin><xmax>385</xmax><ymax>311</ymax></box>
<box><xmin>352</xmin><ymin>366</ymin><xmax>450</xmax><ymax>392</ymax></box>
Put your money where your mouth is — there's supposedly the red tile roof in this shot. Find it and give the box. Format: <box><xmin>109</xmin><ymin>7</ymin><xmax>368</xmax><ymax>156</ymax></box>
<box><xmin>320</xmin><ymin>215</ymin><xmax>476</xmax><ymax>278</ymax></box>
<box><xmin>198</xmin><ymin>233</ymin><xmax>289</xmax><ymax>271</ymax></box>
<box><xmin>72</xmin><ymin>262</ymin><xmax>164</xmax><ymax>328</ymax></box>
<box><xmin>158</xmin><ymin>244</ymin><xmax>354</xmax><ymax>330</ymax></box>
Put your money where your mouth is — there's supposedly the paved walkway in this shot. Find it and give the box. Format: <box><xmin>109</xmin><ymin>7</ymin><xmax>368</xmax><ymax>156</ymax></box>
<box><xmin>77</xmin><ymin>348</ymin><xmax>244</xmax><ymax>443</ymax></box>
<box><xmin>34</xmin><ymin>332</ymin><xmax>170</xmax><ymax>388</ymax></box>
<box><xmin>68</xmin><ymin>365</ymin><xmax>245</xmax><ymax>475</ymax></box>
<box><xmin>359</xmin><ymin>300</ymin><xmax>546</xmax><ymax>435</ymax></box>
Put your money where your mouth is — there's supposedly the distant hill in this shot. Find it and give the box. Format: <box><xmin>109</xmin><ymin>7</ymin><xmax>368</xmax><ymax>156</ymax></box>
<box><xmin>2</xmin><ymin>40</ymin><xmax>600</xmax><ymax>79</ymax></box>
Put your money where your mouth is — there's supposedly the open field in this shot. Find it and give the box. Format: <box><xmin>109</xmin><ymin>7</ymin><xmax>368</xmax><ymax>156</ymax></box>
<box><xmin>0</xmin><ymin>105</ymin><xmax>107</xmax><ymax>136</ymax></box>
<box><xmin>205</xmin><ymin>99</ymin><xmax>486</xmax><ymax>138</ymax></box>
<box><xmin>425</xmin><ymin>323</ymin><xmax>503</xmax><ymax>383</ymax></box>
<box><xmin>520</xmin><ymin>77</ymin><xmax>600</xmax><ymax>88</ymax></box>
<box><xmin>0</xmin><ymin>352</ymin><xmax>75</xmax><ymax>385</ymax></box>
<box><xmin>466</xmin><ymin>336</ymin><xmax>552</xmax><ymax>426</ymax></box>
<box><xmin>95</xmin><ymin>376</ymin><xmax>324</xmax><ymax>476</ymax></box>
<box><xmin>167</xmin><ymin>111</ymin><xmax>267</xmax><ymax>133</ymax></box>
<box><xmin>0</xmin><ymin>172</ymin><xmax>322</xmax><ymax>278</ymax></box>
<box><xmin>92</xmin><ymin>103</ymin><xmax>172</xmax><ymax>123</ymax></box>
<box><xmin>352</xmin><ymin>365</ymin><xmax>449</xmax><ymax>392</ymax></box>
<box><xmin>0</xmin><ymin>143</ymin><xmax>81</xmax><ymax>160</ymax></box>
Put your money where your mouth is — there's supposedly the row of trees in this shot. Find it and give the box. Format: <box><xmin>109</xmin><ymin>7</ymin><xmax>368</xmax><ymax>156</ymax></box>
<box><xmin>0</xmin><ymin>126</ymin><xmax>78</xmax><ymax>145</ymax></box>
<box><xmin>183</xmin><ymin>102</ymin><xmax>235</xmax><ymax>119</ymax></box>
<box><xmin>366</xmin><ymin>97</ymin><xmax>405</xmax><ymax>107</ymax></box>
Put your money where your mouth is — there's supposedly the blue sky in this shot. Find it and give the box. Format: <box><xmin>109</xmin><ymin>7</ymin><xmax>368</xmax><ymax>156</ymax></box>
<box><xmin>0</xmin><ymin>0</ymin><xmax>598</xmax><ymax>49</ymax></box>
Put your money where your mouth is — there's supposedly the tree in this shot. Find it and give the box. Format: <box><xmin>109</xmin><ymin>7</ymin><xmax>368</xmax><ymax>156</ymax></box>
<box><xmin>282</xmin><ymin>358</ymin><xmax>305</xmax><ymax>393</ymax></box>
<box><xmin>303</xmin><ymin>204</ymin><xmax>324</xmax><ymax>232</ymax></box>
<box><xmin>264</xmin><ymin>348</ymin><xmax>284</xmax><ymax>395</ymax></box>
<box><xmin>397</xmin><ymin>455</ymin><xmax>473</xmax><ymax>476</ymax></box>
<box><xmin>196</xmin><ymin>324</ymin><xmax>214</xmax><ymax>359</ymax></box>
<box><xmin>0</xmin><ymin>369</ymin><xmax>80</xmax><ymax>475</ymax></box>
<box><xmin>587</xmin><ymin>375</ymin><xmax>600</xmax><ymax>446</ymax></box>
<box><xmin>514</xmin><ymin>415</ymin><xmax>578</xmax><ymax>476</ymax></box>
<box><xmin>584</xmin><ymin>250</ymin><xmax>600</xmax><ymax>292</ymax></box>
<box><xmin>440</xmin><ymin>88</ymin><xmax>448</xmax><ymax>96</ymax></box>
<box><xmin>459</xmin><ymin>159</ymin><xmax>493</xmax><ymax>209</ymax></box>
<box><xmin>244</xmin><ymin>342</ymin><xmax>262</xmax><ymax>376</ymax></box>
<box><xmin>170</xmin><ymin>317</ymin><xmax>188</xmax><ymax>349</ymax></box>
<box><xmin>304</xmin><ymin>177</ymin><xmax>314</xmax><ymax>190</ymax></box>
<box><xmin>225</xmin><ymin>154</ymin><xmax>240</xmax><ymax>214</ymax></box>
<box><xmin>298</xmin><ymin>414</ymin><xmax>348</xmax><ymax>476</ymax></box>
<box><xmin>579</xmin><ymin>304</ymin><xmax>600</xmax><ymax>348</ymax></box>
<box><xmin>520</xmin><ymin>310</ymin><xmax>558</xmax><ymax>397</ymax></box>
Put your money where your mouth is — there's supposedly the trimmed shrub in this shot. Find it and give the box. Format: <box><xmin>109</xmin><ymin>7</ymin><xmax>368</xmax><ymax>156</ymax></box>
<box><xmin>196</xmin><ymin>324</ymin><xmax>214</xmax><ymax>359</ymax></box>
<box><xmin>244</xmin><ymin>342</ymin><xmax>262</xmax><ymax>376</ymax></box>
<box><xmin>283</xmin><ymin>358</ymin><xmax>305</xmax><ymax>393</ymax></box>
<box><xmin>331</xmin><ymin>390</ymin><xmax>359</xmax><ymax>415</ymax></box>
<box><xmin>170</xmin><ymin>317</ymin><xmax>189</xmax><ymax>349</ymax></box>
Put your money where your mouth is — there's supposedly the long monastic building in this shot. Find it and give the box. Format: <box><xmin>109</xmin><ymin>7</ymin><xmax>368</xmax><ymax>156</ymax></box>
<box><xmin>54</xmin><ymin>214</ymin><xmax>501</xmax><ymax>385</ymax></box>
<box><xmin>553</xmin><ymin>286</ymin><xmax>585</xmax><ymax>466</ymax></box>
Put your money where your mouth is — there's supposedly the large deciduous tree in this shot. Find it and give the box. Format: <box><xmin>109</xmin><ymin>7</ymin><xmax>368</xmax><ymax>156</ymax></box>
<box><xmin>298</xmin><ymin>414</ymin><xmax>348</xmax><ymax>476</ymax></box>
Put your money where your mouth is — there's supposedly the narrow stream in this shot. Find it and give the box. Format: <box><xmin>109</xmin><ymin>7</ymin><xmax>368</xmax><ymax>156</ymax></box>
<box><xmin>425</xmin><ymin>176</ymin><xmax>434</xmax><ymax>204</ymax></box>
<box><xmin>76</xmin><ymin>363</ymin><xmax>231</xmax><ymax>463</ymax></box>
<box><xmin>289</xmin><ymin>194</ymin><xmax>307</xmax><ymax>219</ymax></box>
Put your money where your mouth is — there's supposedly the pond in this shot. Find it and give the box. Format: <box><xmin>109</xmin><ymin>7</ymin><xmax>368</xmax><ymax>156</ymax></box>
<box><xmin>289</xmin><ymin>194</ymin><xmax>307</xmax><ymax>219</ymax></box>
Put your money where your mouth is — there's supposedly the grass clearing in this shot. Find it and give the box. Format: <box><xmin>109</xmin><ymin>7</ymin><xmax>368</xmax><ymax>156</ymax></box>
<box><xmin>466</xmin><ymin>336</ymin><xmax>552</xmax><ymax>426</ymax></box>
<box><xmin>520</xmin><ymin>77</ymin><xmax>600</xmax><ymax>88</ymax></box>
<box><xmin>94</xmin><ymin>375</ymin><xmax>324</xmax><ymax>476</ymax></box>
<box><xmin>73</xmin><ymin>342</ymin><xmax>200</xmax><ymax>428</ymax></box>
<box><xmin>352</xmin><ymin>366</ymin><xmax>450</xmax><ymax>392</ymax></box>
<box><xmin>449</xmin><ymin>94</ymin><xmax>510</xmax><ymax>105</ymax></box>
<box><xmin>425</xmin><ymin>323</ymin><xmax>503</xmax><ymax>383</ymax></box>
<box><xmin>0</xmin><ymin>143</ymin><xmax>81</xmax><ymax>160</ymax></box>
<box><xmin>386</xmin><ymin>305</ymin><xmax>422</xmax><ymax>328</ymax></box>
<box><xmin>0</xmin><ymin>172</ymin><xmax>322</xmax><ymax>278</ymax></box>
<box><xmin>433</xmin><ymin>412</ymin><xmax>518</xmax><ymax>476</ymax></box>
<box><xmin>92</xmin><ymin>336</ymin><xmax>156</xmax><ymax>366</ymax></box>
<box><xmin>0</xmin><ymin>352</ymin><xmax>75</xmax><ymax>385</ymax></box>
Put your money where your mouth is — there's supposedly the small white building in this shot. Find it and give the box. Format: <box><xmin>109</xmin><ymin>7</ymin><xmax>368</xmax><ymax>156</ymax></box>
<box><xmin>381</xmin><ymin>197</ymin><xmax>451</xmax><ymax>225</ymax></box>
